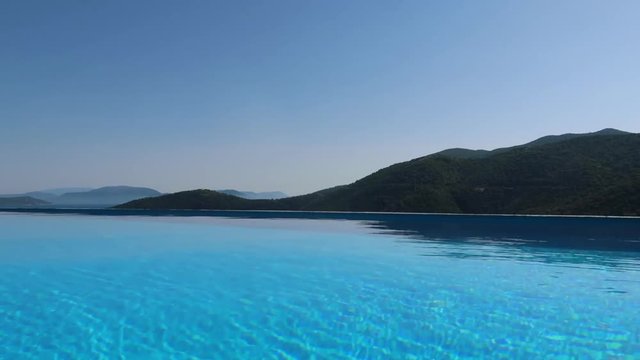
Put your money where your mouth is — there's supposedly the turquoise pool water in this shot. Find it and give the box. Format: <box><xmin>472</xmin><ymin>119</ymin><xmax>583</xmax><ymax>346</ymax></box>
<box><xmin>0</xmin><ymin>212</ymin><xmax>639</xmax><ymax>359</ymax></box>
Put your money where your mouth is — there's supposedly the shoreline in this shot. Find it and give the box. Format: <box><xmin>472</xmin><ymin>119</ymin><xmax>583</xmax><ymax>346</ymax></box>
<box><xmin>1</xmin><ymin>207</ymin><xmax>639</xmax><ymax>220</ymax></box>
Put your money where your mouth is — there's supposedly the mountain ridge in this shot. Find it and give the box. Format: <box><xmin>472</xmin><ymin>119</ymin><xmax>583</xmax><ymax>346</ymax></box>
<box><xmin>117</xmin><ymin>129</ymin><xmax>640</xmax><ymax>216</ymax></box>
<box><xmin>431</xmin><ymin>128</ymin><xmax>630</xmax><ymax>160</ymax></box>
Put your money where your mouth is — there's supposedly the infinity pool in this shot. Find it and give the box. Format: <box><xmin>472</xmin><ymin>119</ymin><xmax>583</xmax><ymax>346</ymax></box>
<box><xmin>1</xmin><ymin>212</ymin><xmax>639</xmax><ymax>359</ymax></box>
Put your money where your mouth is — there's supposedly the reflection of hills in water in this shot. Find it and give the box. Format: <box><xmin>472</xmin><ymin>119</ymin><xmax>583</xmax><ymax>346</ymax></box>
<box><xmin>365</xmin><ymin>214</ymin><xmax>640</xmax><ymax>271</ymax></box>
<box><xmin>366</xmin><ymin>214</ymin><xmax>640</xmax><ymax>251</ymax></box>
<box><xmin>3</xmin><ymin>209</ymin><xmax>640</xmax><ymax>269</ymax></box>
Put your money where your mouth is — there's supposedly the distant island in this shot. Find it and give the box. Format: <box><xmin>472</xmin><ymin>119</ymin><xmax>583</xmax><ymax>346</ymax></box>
<box><xmin>0</xmin><ymin>186</ymin><xmax>290</xmax><ymax>209</ymax></box>
<box><xmin>116</xmin><ymin>129</ymin><xmax>640</xmax><ymax>216</ymax></box>
<box><xmin>0</xmin><ymin>196</ymin><xmax>50</xmax><ymax>208</ymax></box>
<box><xmin>0</xmin><ymin>186</ymin><xmax>161</xmax><ymax>208</ymax></box>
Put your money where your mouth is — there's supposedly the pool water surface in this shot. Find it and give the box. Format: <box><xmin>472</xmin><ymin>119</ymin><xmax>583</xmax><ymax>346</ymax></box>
<box><xmin>0</xmin><ymin>212</ymin><xmax>639</xmax><ymax>359</ymax></box>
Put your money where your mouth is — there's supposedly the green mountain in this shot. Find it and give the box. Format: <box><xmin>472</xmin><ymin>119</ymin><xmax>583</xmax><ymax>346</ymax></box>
<box><xmin>217</xmin><ymin>189</ymin><xmax>288</xmax><ymax>200</ymax></box>
<box><xmin>0</xmin><ymin>196</ymin><xmax>50</xmax><ymax>208</ymax></box>
<box><xmin>117</xmin><ymin>130</ymin><xmax>640</xmax><ymax>216</ymax></box>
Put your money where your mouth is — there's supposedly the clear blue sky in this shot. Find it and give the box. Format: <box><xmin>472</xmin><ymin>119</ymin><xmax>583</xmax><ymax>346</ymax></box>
<box><xmin>2</xmin><ymin>0</ymin><xmax>639</xmax><ymax>195</ymax></box>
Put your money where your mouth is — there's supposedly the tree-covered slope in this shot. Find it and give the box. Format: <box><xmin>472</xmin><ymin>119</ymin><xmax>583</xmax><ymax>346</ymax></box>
<box><xmin>431</xmin><ymin>128</ymin><xmax>630</xmax><ymax>159</ymax></box>
<box><xmin>120</xmin><ymin>189</ymin><xmax>258</xmax><ymax>210</ymax></box>
<box><xmin>117</xmin><ymin>132</ymin><xmax>640</xmax><ymax>216</ymax></box>
<box><xmin>117</xmin><ymin>186</ymin><xmax>348</xmax><ymax>211</ymax></box>
<box><xmin>217</xmin><ymin>189</ymin><xmax>288</xmax><ymax>200</ymax></box>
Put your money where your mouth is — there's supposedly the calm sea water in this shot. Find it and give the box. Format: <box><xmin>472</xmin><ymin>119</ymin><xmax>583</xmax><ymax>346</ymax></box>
<box><xmin>0</xmin><ymin>212</ymin><xmax>639</xmax><ymax>359</ymax></box>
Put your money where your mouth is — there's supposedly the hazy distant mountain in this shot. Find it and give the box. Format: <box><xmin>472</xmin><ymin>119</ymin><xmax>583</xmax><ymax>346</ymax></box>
<box><xmin>217</xmin><ymin>190</ymin><xmax>288</xmax><ymax>200</ymax></box>
<box><xmin>118</xmin><ymin>129</ymin><xmax>640</xmax><ymax>216</ymax></box>
<box><xmin>22</xmin><ymin>191</ymin><xmax>61</xmax><ymax>203</ymax></box>
<box><xmin>1</xmin><ymin>191</ymin><xmax>56</xmax><ymax>203</ymax></box>
<box><xmin>39</xmin><ymin>187</ymin><xmax>94</xmax><ymax>196</ymax></box>
<box><xmin>0</xmin><ymin>196</ymin><xmax>50</xmax><ymax>208</ymax></box>
<box><xmin>0</xmin><ymin>186</ymin><xmax>161</xmax><ymax>208</ymax></box>
<box><xmin>0</xmin><ymin>188</ymin><xmax>94</xmax><ymax>203</ymax></box>
<box><xmin>56</xmin><ymin>186</ymin><xmax>162</xmax><ymax>207</ymax></box>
